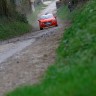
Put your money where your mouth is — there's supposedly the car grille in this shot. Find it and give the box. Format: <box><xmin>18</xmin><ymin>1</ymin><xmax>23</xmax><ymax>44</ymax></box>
<box><xmin>44</xmin><ymin>22</ymin><xmax>51</xmax><ymax>26</ymax></box>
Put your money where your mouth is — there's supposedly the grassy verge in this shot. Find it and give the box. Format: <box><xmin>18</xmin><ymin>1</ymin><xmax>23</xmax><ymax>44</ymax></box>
<box><xmin>0</xmin><ymin>19</ymin><xmax>31</xmax><ymax>40</ymax></box>
<box><xmin>6</xmin><ymin>0</ymin><xmax>96</xmax><ymax>96</ymax></box>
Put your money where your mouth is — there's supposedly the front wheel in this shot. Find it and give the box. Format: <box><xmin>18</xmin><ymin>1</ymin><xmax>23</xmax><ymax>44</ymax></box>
<box><xmin>55</xmin><ymin>24</ymin><xmax>58</xmax><ymax>27</ymax></box>
<box><xmin>40</xmin><ymin>27</ymin><xmax>43</xmax><ymax>30</ymax></box>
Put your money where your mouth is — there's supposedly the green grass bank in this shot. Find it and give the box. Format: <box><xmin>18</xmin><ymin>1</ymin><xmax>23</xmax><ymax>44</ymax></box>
<box><xmin>0</xmin><ymin>4</ymin><xmax>46</xmax><ymax>40</ymax></box>
<box><xmin>6</xmin><ymin>0</ymin><xmax>96</xmax><ymax>96</ymax></box>
<box><xmin>0</xmin><ymin>18</ymin><xmax>32</xmax><ymax>40</ymax></box>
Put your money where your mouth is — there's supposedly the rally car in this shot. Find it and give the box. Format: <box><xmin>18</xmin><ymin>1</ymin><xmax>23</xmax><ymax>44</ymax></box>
<box><xmin>38</xmin><ymin>13</ymin><xmax>58</xmax><ymax>30</ymax></box>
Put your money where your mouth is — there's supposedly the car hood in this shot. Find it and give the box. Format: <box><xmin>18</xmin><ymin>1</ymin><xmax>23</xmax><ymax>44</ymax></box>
<box><xmin>39</xmin><ymin>18</ymin><xmax>55</xmax><ymax>22</ymax></box>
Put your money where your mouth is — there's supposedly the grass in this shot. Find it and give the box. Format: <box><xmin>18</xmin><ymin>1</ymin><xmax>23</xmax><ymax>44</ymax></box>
<box><xmin>0</xmin><ymin>4</ymin><xmax>46</xmax><ymax>40</ymax></box>
<box><xmin>0</xmin><ymin>17</ymin><xmax>32</xmax><ymax>40</ymax></box>
<box><xmin>5</xmin><ymin>0</ymin><xmax>96</xmax><ymax>96</ymax></box>
<box><xmin>57</xmin><ymin>5</ymin><xmax>70</xmax><ymax>20</ymax></box>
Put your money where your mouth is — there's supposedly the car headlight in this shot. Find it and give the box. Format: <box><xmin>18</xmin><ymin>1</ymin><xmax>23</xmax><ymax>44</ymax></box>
<box><xmin>40</xmin><ymin>22</ymin><xmax>44</xmax><ymax>25</ymax></box>
<box><xmin>52</xmin><ymin>19</ymin><xmax>56</xmax><ymax>22</ymax></box>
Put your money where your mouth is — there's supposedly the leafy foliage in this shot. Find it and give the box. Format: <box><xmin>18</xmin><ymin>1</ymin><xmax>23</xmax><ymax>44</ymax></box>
<box><xmin>0</xmin><ymin>18</ymin><xmax>31</xmax><ymax>40</ymax></box>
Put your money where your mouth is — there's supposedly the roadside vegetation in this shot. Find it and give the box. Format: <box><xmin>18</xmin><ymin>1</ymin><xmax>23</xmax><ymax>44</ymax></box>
<box><xmin>0</xmin><ymin>17</ymin><xmax>31</xmax><ymax>40</ymax></box>
<box><xmin>0</xmin><ymin>0</ymin><xmax>32</xmax><ymax>40</ymax></box>
<box><xmin>6</xmin><ymin>0</ymin><xmax>96</xmax><ymax>96</ymax></box>
<box><xmin>0</xmin><ymin>4</ymin><xmax>46</xmax><ymax>40</ymax></box>
<box><xmin>0</xmin><ymin>3</ymin><xmax>47</xmax><ymax>40</ymax></box>
<box><xmin>27</xmin><ymin>4</ymin><xmax>47</xmax><ymax>25</ymax></box>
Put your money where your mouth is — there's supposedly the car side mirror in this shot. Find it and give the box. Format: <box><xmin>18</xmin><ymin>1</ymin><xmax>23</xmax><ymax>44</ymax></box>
<box><xmin>54</xmin><ymin>16</ymin><xmax>56</xmax><ymax>18</ymax></box>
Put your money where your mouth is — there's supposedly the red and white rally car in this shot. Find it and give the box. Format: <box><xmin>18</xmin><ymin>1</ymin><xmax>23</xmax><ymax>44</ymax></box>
<box><xmin>38</xmin><ymin>13</ymin><xmax>58</xmax><ymax>30</ymax></box>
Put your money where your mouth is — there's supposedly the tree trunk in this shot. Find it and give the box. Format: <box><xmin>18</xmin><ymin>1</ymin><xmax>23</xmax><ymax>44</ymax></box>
<box><xmin>31</xmin><ymin>2</ymin><xmax>35</xmax><ymax>12</ymax></box>
<box><xmin>41</xmin><ymin>0</ymin><xmax>44</xmax><ymax>4</ymax></box>
<box><xmin>0</xmin><ymin>0</ymin><xmax>8</xmax><ymax>16</ymax></box>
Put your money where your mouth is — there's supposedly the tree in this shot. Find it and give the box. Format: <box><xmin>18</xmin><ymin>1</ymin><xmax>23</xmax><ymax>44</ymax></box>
<box><xmin>0</xmin><ymin>0</ymin><xmax>17</xmax><ymax>17</ymax></box>
<box><xmin>30</xmin><ymin>0</ymin><xmax>35</xmax><ymax>12</ymax></box>
<box><xmin>0</xmin><ymin>0</ymin><xmax>8</xmax><ymax>16</ymax></box>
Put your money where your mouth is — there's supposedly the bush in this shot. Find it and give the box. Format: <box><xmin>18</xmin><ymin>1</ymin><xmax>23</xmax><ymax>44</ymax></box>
<box><xmin>0</xmin><ymin>18</ymin><xmax>31</xmax><ymax>40</ymax></box>
<box><xmin>16</xmin><ymin>13</ymin><xmax>28</xmax><ymax>23</ymax></box>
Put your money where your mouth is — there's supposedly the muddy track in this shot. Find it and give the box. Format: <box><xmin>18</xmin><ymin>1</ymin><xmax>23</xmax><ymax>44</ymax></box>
<box><xmin>0</xmin><ymin>1</ymin><xmax>69</xmax><ymax>96</ymax></box>
<box><xmin>0</xmin><ymin>26</ymin><xmax>65</xmax><ymax>96</ymax></box>
<box><xmin>0</xmin><ymin>1</ymin><xmax>61</xmax><ymax>64</ymax></box>
<box><xmin>0</xmin><ymin>24</ymin><xmax>69</xmax><ymax>95</ymax></box>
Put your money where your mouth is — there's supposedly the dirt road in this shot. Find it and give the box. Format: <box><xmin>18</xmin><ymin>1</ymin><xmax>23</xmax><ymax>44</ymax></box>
<box><xmin>0</xmin><ymin>1</ymin><xmax>68</xmax><ymax>96</ymax></box>
<box><xmin>0</xmin><ymin>1</ymin><xmax>57</xmax><ymax>64</ymax></box>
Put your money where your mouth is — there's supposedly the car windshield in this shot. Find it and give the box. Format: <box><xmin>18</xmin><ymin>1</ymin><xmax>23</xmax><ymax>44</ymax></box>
<box><xmin>40</xmin><ymin>14</ymin><xmax>53</xmax><ymax>19</ymax></box>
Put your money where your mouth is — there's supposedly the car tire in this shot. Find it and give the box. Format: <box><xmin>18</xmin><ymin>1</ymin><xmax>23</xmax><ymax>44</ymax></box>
<box><xmin>55</xmin><ymin>24</ymin><xmax>58</xmax><ymax>27</ymax></box>
<box><xmin>40</xmin><ymin>27</ymin><xmax>43</xmax><ymax>30</ymax></box>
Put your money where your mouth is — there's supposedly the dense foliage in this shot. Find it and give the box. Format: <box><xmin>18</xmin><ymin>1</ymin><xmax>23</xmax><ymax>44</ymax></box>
<box><xmin>0</xmin><ymin>0</ymin><xmax>16</xmax><ymax>17</ymax></box>
<box><xmin>0</xmin><ymin>0</ymin><xmax>31</xmax><ymax>40</ymax></box>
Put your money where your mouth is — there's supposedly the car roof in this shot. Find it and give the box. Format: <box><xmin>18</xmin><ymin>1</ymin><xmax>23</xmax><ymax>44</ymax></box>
<box><xmin>41</xmin><ymin>14</ymin><xmax>53</xmax><ymax>17</ymax></box>
<box><xmin>45</xmin><ymin>13</ymin><xmax>53</xmax><ymax>16</ymax></box>
<box><xmin>40</xmin><ymin>14</ymin><xmax>54</xmax><ymax>19</ymax></box>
